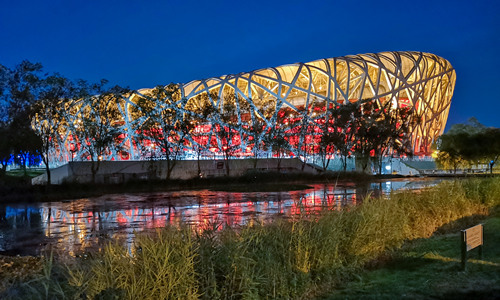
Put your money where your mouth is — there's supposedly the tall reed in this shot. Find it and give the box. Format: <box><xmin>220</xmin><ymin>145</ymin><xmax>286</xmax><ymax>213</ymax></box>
<box><xmin>75</xmin><ymin>226</ymin><xmax>199</xmax><ymax>300</ymax></box>
<box><xmin>8</xmin><ymin>177</ymin><xmax>500</xmax><ymax>299</ymax></box>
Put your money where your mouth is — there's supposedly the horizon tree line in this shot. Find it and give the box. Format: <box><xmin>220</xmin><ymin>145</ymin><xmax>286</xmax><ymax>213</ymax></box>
<box><xmin>435</xmin><ymin>117</ymin><xmax>500</xmax><ymax>174</ymax></box>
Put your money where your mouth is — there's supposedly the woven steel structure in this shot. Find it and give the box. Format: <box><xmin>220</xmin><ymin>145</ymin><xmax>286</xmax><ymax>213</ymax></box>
<box><xmin>56</xmin><ymin>51</ymin><xmax>455</xmax><ymax>162</ymax></box>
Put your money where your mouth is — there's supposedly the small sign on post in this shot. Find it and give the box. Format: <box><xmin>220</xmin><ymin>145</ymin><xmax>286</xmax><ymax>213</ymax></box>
<box><xmin>461</xmin><ymin>224</ymin><xmax>483</xmax><ymax>270</ymax></box>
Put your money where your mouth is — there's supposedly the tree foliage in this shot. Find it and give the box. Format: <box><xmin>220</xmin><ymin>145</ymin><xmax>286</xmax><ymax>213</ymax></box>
<box><xmin>31</xmin><ymin>74</ymin><xmax>75</xmax><ymax>184</ymax></box>
<box><xmin>184</xmin><ymin>92</ymin><xmax>217</xmax><ymax>177</ymax></box>
<box><xmin>213</xmin><ymin>95</ymin><xmax>241</xmax><ymax>176</ymax></box>
<box><xmin>436</xmin><ymin>118</ymin><xmax>500</xmax><ymax>173</ymax></box>
<box><xmin>324</xmin><ymin>101</ymin><xmax>359</xmax><ymax>172</ymax></box>
<box><xmin>0</xmin><ymin>61</ymin><xmax>44</xmax><ymax>177</ymax></box>
<box><xmin>317</xmin><ymin>99</ymin><xmax>416</xmax><ymax>173</ymax></box>
<box><xmin>363</xmin><ymin>101</ymin><xmax>416</xmax><ymax>174</ymax></box>
<box><xmin>263</xmin><ymin>114</ymin><xmax>290</xmax><ymax>171</ymax></box>
<box><xmin>70</xmin><ymin>81</ymin><xmax>128</xmax><ymax>183</ymax></box>
<box><xmin>134</xmin><ymin>84</ymin><xmax>189</xmax><ymax>179</ymax></box>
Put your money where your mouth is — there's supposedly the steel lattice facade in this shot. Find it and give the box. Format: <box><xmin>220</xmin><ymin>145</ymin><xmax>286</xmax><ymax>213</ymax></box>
<box><xmin>56</xmin><ymin>51</ymin><xmax>455</xmax><ymax>162</ymax></box>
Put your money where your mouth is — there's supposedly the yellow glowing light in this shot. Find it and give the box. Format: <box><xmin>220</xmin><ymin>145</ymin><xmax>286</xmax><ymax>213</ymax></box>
<box><xmin>47</xmin><ymin>51</ymin><xmax>455</xmax><ymax>161</ymax></box>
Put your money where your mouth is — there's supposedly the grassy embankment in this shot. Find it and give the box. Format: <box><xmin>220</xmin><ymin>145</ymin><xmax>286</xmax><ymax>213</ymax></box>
<box><xmin>1</xmin><ymin>178</ymin><xmax>499</xmax><ymax>299</ymax></box>
<box><xmin>324</xmin><ymin>214</ymin><xmax>500</xmax><ymax>299</ymax></box>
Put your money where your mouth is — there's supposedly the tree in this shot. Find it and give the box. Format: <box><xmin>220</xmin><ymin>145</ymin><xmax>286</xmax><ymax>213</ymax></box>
<box><xmin>353</xmin><ymin>100</ymin><xmax>385</xmax><ymax>173</ymax></box>
<box><xmin>5</xmin><ymin>61</ymin><xmax>44</xmax><ymax>123</ymax></box>
<box><xmin>11</xmin><ymin>118</ymin><xmax>42</xmax><ymax>176</ymax></box>
<box><xmin>316</xmin><ymin>114</ymin><xmax>336</xmax><ymax>171</ymax></box>
<box><xmin>348</xmin><ymin>99</ymin><xmax>416</xmax><ymax>174</ymax></box>
<box><xmin>443</xmin><ymin>117</ymin><xmax>485</xmax><ymax>168</ymax></box>
<box><xmin>437</xmin><ymin>118</ymin><xmax>500</xmax><ymax>174</ymax></box>
<box><xmin>31</xmin><ymin>74</ymin><xmax>74</xmax><ymax>184</ymax></box>
<box><xmin>213</xmin><ymin>96</ymin><xmax>241</xmax><ymax>176</ymax></box>
<box><xmin>246</xmin><ymin>97</ymin><xmax>277</xmax><ymax>168</ymax></box>
<box><xmin>0</xmin><ymin>64</ymin><xmax>10</xmax><ymax>123</ymax></box>
<box><xmin>370</xmin><ymin>102</ymin><xmax>416</xmax><ymax>174</ymax></box>
<box><xmin>70</xmin><ymin>81</ymin><xmax>127</xmax><ymax>183</ymax></box>
<box><xmin>319</xmin><ymin>100</ymin><xmax>358</xmax><ymax>172</ymax></box>
<box><xmin>293</xmin><ymin>111</ymin><xmax>313</xmax><ymax>170</ymax></box>
<box><xmin>0</xmin><ymin>65</ymin><xmax>12</xmax><ymax>176</ymax></box>
<box><xmin>263</xmin><ymin>112</ymin><xmax>290</xmax><ymax>171</ymax></box>
<box><xmin>189</xmin><ymin>124</ymin><xmax>208</xmax><ymax>178</ymax></box>
<box><xmin>134</xmin><ymin>84</ymin><xmax>189</xmax><ymax>180</ymax></box>
<box><xmin>185</xmin><ymin>93</ymin><xmax>216</xmax><ymax>177</ymax></box>
<box><xmin>247</xmin><ymin>117</ymin><xmax>266</xmax><ymax>168</ymax></box>
<box><xmin>2</xmin><ymin>61</ymin><xmax>44</xmax><ymax>176</ymax></box>
<box><xmin>435</xmin><ymin>132</ymin><xmax>469</xmax><ymax>173</ymax></box>
<box><xmin>233</xmin><ymin>94</ymin><xmax>252</xmax><ymax>156</ymax></box>
<box><xmin>0</xmin><ymin>124</ymin><xmax>13</xmax><ymax>176</ymax></box>
<box><xmin>476</xmin><ymin>127</ymin><xmax>500</xmax><ymax>173</ymax></box>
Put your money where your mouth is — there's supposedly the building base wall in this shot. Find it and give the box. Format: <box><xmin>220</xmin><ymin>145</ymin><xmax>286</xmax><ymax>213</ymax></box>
<box><xmin>32</xmin><ymin>158</ymin><xmax>322</xmax><ymax>185</ymax></box>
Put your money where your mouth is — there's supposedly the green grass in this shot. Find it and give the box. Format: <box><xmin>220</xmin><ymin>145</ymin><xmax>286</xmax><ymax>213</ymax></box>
<box><xmin>5</xmin><ymin>168</ymin><xmax>45</xmax><ymax>178</ymax></box>
<box><xmin>323</xmin><ymin>215</ymin><xmax>500</xmax><ymax>299</ymax></box>
<box><xmin>2</xmin><ymin>178</ymin><xmax>500</xmax><ymax>299</ymax></box>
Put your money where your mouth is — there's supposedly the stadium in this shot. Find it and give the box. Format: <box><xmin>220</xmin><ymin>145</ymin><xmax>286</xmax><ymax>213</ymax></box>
<box><xmin>56</xmin><ymin>51</ymin><xmax>456</xmax><ymax>164</ymax></box>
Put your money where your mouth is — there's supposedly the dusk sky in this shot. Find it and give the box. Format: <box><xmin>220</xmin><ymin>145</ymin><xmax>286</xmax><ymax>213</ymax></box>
<box><xmin>1</xmin><ymin>0</ymin><xmax>499</xmax><ymax>130</ymax></box>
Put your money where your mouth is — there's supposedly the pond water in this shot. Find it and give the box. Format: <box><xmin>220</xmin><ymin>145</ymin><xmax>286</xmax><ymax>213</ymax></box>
<box><xmin>0</xmin><ymin>178</ymin><xmax>443</xmax><ymax>256</ymax></box>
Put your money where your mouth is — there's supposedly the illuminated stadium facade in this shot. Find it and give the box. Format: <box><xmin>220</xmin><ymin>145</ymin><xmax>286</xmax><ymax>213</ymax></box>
<box><xmin>54</xmin><ymin>51</ymin><xmax>456</xmax><ymax>163</ymax></box>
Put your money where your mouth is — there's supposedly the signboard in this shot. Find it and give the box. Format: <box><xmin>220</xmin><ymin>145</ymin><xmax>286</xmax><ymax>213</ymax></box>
<box><xmin>461</xmin><ymin>224</ymin><xmax>483</xmax><ymax>270</ymax></box>
<box><xmin>464</xmin><ymin>224</ymin><xmax>483</xmax><ymax>251</ymax></box>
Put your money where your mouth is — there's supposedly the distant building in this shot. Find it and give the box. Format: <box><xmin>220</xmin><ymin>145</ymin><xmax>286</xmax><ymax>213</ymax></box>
<box><xmin>54</xmin><ymin>51</ymin><xmax>455</xmax><ymax>163</ymax></box>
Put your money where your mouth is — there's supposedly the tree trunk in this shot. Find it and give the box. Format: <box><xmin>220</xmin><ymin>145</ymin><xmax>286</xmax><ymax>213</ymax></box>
<box><xmin>0</xmin><ymin>164</ymin><xmax>6</xmax><ymax>177</ymax></box>
<box><xmin>197</xmin><ymin>151</ymin><xmax>201</xmax><ymax>177</ymax></box>
<box><xmin>45</xmin><ymin>163</ymin><xmax>51</xmax><ymax>185</ymax></box>
<box><xmin>166</xmin><ymin>157</ymin><xmax>174</xmax><ymax>180</ymax></box>
<box><xmin>253</xmin><ymin>142</ymin><xmax>259</xmax><ymax>169</ymax></box>
<box><xmin>378</xmin><ymin>156</ymin><xmax>383</xmax><ymax>175</ymax></box>
<box><xmin>21</xmin><ymin>153</ymin><xmax>28</xmax><ymax>177</ymax></box>
<box><xmin>42</xmin><ymin>154</ymin><xmax>51</xmax><ymax>185</ymax></box>
<box><xmin>91</xmin><ymin>159</ymin><xmax>100</xmax><ymax>184</ymax></box>
<box><xmin>222</xmin><ymin>150</ymin><xmax>230</xmax><ymax>176</ymax></box>
<box><xmin>253</xmin><ymin>152</ymin><xmax>258</xmax><ymax>169</ymax></box>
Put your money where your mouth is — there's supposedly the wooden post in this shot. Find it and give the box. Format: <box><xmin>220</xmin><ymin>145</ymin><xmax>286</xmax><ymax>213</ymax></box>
<box><xmin>479</xmin><ymin>240</ymin><xmax>483</xmax><ymax>260</ymax></box>
<box><xmin>461</xmin><ymin>230</ymin><xmax>467</xmax><ymax>271</ymax></box>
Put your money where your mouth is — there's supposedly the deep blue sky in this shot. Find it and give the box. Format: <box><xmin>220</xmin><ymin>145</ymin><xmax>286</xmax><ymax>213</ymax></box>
<box><xmin>1</xmin><ymin>0</ymin><xmax>499</xmax><ymax>130</ymax></box>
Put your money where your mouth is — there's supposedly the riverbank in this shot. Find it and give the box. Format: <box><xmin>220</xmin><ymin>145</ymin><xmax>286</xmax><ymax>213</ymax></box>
<box><xmin>3</xmin><ymin>166</ymin><xmax>498</xmax><ymax>204</ymax></box>
<box><xmin>0</xmin><ymin>177</ymin><xmax>498</xmax><ymax>299</ymax></box>
<box><xmin>0</xmin><ymin>170</ymin><xmax>378</xmax><ymax>202</ymax></box>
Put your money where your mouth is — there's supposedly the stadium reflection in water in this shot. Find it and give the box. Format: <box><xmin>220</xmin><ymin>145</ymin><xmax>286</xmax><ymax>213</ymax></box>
<box><xmin>0</xmin><ymin>179</ymin><xmax>440</xmax><ymax>256</ymax></box>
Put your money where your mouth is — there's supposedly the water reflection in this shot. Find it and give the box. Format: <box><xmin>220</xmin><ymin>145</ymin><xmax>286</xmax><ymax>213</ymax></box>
<box><xmin>0</xmin><ymin>178</ymin><xmax>441</xmax><ymax>256</ymax></box>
